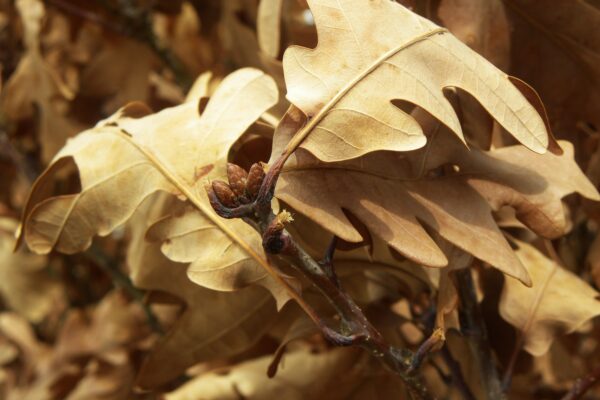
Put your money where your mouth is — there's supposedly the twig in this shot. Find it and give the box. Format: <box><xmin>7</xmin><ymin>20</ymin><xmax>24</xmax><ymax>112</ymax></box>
<box><xmin>319</xmin><ymin>235</ymin><xmax>340</xmax><ymax>287</ymax></box>
<box><xmin>561</xmin><ymin>365</ymin><xmax>600</xmax><ymax>400</ymax></box>
<box><xmin>455</xmin><ymin>268</ymin><xmax>505</xmax><ymax>400</ymax></box>
<box><xmin>265</xmin><ymin>214</ymin><xmax>430</xmax><ymax>399</ymax></box>
<box><xmin>501</xmin><ymin>332</ymin><xmax>523</xmax><ymax>391</ymax></box>
<box><xmin>441</xmin><ymin>346</ymin><xmax>477</xmax><ymax>400</ymax></box>
<box><xmin>504</xmin><ymin>239</ymin><xmax>563</xmax><ymax>391</ymax></box>
<box><xmin>413</xmin><ymin>302</ymin><xmax>476</xmax><ymax>400</ymax></box>
<box><xmin>85</xmin><ymin>243</ymin><xmax>164</xmax><ymax>334</ymax></box>
<box><xmin>408</xmin><ymin>328</ymin><xmax>444</xmax><ymax>374</ymax></box>
<box><xmin>207</xmin><ymin>159</ymin><xmax>432</xmax><ymax>400</ymax></box>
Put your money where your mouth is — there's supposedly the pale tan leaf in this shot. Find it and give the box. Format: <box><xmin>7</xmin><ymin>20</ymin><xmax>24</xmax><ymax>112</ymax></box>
<box><xmin>258</xmin><ymin>0</ymin><xmax>284</xmax><ymax>58</ymax></box>
<box><xmin>127</xmin><ymin>195</ymin><xmax>278</xmax><ymax>388</ymax></box>
<box><xmin>164</xmin><ymin>348</ymin><xmax>364</xmax><ymax>400</ymax></box>
<box><xmin>500</xmin><ymin>239</ymin><xmax>600</xmax><ymax>356</ymax></box>
<box><xmin>20</xmin><ymin>68</ymin><xmax>296</xmax><ymax>305</ymax></box>
<box><xmin>185</xmin><ymin>71</ymin><xmax>217</xmax><ymax>103</ymax></box>
<box><xmin>432</xmin><ymin>233</ymin><xmax>472</xmax><ymax>330</ymax></box>
<box><xmin>285</xmin><ymin>207</ymin><xmax>435</xmax><ymax>298</ymax></box>
<box><xmin>504</xmin><ymin>0</ymin><xmax>600</xmax><ymax>135</ymax></box>
<box><xmin>281</xmin><ymin>0</ymin><xmax>549</xmax><ymax>162</ymax></box>
<box><xmin>1</xmin><ymin>0</ymin><xmax>82</xmax><ymax>163</ymax></box>
<box><xmin>0</xmin><ymin>218</ymin><xmax>64</xmax><ymax>323</ymax></box>
<box><xmin>80</xmin><ymin>38</ymin><xmax>154</xmax><ymax>114</ymax></box>
<box><xmin>437</xmin><ymin>0</ymin><xmax>510</xmax><ymax>70</ymax></box>
<box><xmin>275</xmin><ymin>115</ymin><xmax>598</xmax><ymax>285</ymax></box>
<box><xmin>145</xmin><ymin>204</ymin><xmax>295</xmax><ymax>307</ymax></box>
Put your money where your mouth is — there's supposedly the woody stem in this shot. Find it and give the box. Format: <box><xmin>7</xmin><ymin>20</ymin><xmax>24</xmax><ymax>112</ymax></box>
<box><xmin>259</xmin><ymin>210</ymin><xmax>431</xmax><ymax>400</ymax></box>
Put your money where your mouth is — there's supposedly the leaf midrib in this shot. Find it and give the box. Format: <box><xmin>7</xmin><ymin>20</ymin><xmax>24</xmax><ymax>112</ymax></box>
<box><xmin>108</xmin><ymin>131</ymin><xmax>307</xmax><ymax>306</ymax></box>
<box><xmin>190</xmin><ymin>293</ymin><xmax>273</xmax><ymax>354</ymax></box>
<box><xmin>282</xmin><ymin>27</ymin><xmax>448</xmax><ymax>156</ymax></box>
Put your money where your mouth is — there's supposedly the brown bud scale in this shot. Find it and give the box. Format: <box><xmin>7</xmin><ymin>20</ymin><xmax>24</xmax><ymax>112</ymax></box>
<box><xmin>212</xmin><ymin>180</ymin><xmax>238</xmax><ymax>208</ymax></box>
<box><xmin>227</xmin><ymin>163</ymin><xmax>248</xmax><ymax>198</ymax></box>
<box><xmin>246</xmin><ymin>162</ymin><xmax>266</xmax><ymax>200</ymax></box>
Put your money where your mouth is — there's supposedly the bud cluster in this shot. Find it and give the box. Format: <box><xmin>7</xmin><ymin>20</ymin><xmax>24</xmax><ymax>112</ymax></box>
<box><xmin>207</xmin><ymin>162</ymin><xmax>267</xmax><ymax>217</ymax></box>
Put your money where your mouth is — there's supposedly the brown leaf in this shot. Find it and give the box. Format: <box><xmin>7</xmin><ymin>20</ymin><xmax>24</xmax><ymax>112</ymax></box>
<box><xmin>436</xmin><ymin>0</ymin><xmax>510</xmax><ymax>70</ymax></box>
<box><xmin>499</xmin><ymin>239</ymin><xmax>600</xmax><ymax>356</ymax></box>
<box><xmin>586</xmin><ymin>231</ymin><xmax>600</xmax><ymax>288</ymax></box>
<box><xmin>153</xmin><ymin>3</ymin><xmax>213</xmax><ymax>76</ymax></box>
<box><xmin>126</xmin><ymin>194</ymin><xmax>278</xmax><ymax>388</ymax></box>
<box><xmin>0</xmin><ymin>291</ymin><xmax>150</xmax><ymax>400</ymax></box>
<box><xmin>0</xmin><ymin>218</ymin><xmax>64</xmax><ymax>323</ymax></box>
<box><xmin>504</xmin><ymin>0</ymin><xmax>600</xmax><ymax>135</ymax></box>
<box><xmin>434</xmin><ymin>0</ymin><xmax>510</xmax><ymax>151</ymax></box>
<box><xmin>19</xmin><ymin>68</ymin><xmax>298</xmax><ymax>305</ymax></box>
<box><xmin>79</xmin><ymin>37</ymin><xmax>154</xmax><ymax>115</ymax></box>
<box><xmin>280</xmin><ymin>0</ymin><xmax>549</xmax><ymax>162</ymax></box>
<box><xmin>274</xmin><ymin>118</ymin><xmax>598</xmax><ymax>285</ymax></box>
<box><xmin>257</xmin><ymin>0</ymin><xmax>284</xmax><ymax>59</ymax></box>
<box><xmin>164</xmin><ymin>347</ymin><xmax>365</xmax><ymax>400</ymax></box>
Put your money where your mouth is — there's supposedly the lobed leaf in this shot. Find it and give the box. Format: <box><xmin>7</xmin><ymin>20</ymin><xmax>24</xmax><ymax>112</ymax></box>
<box><xmin>19</xmin><ymin>68</ymin><xmax>295</xmax><ymax>305</ymax></box>
<box><xmin>281</xmin><ymin>0</ymin><xmax>549</xmax><ymax>162</ymax></box>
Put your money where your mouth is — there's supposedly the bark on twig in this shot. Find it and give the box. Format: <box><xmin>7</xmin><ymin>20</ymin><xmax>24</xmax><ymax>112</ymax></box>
<box><xmin>207</xmin><ymin>158</ymin><xmax>432</xmax><ymax>400</ymax></box>
<box><xmin>441</xmin><ymin>346</ymin><xmax>477</xmax><ymax>400</ymax></box>
<box><xmin>261</xmin><ymin>212</ymin><xmax>431</xmax><ymax>399</ymax></box>
<box><xmin>561</xmin><ymin>365</ymin><xmax>600</xmax><ymax>400</ymax></box>
<box><xmin>455</xmin><ymin>268</ymin><xmax>505</xmax><ymax>400</ymax></box>
<box><xmin>86</xmin><ymin>243</ymin><xmax>164</xmax><ymax>334</ymax></box>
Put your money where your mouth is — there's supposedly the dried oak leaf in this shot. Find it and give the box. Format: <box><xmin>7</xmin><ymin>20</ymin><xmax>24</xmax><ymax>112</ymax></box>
<box><xmin>1</xmin><ymin>0</ymin><xmax>82</xmax><ymax>163</ymax></box>
<box><xmin>504</xmin><ymin>0</ymin><xmax>600</xmax><ymax>135</ymax></box>
<box><xmin>164</xmin><ymin>347</ymin><xmax>368</xmax><ymax>400</ymax></box>
<box><xmin>500</xmin><ymin>239</ymin><xmax>600</xmax><ymax>356</ymax></box>
<box><xmin>280</xmin><ymin>0</ymin><xmax>549</xmax><ymax>162</ymax></box>
<box><xmin>127</xmin><ymin>193</ymin><xmax>277</xmax><ymax>388</ymax></box>
<box><xmin>586</xmin><ymin>231</ymin><xmax>600</xmax><ymax>288</ymax></box>
<box><xmin>257</xmin><ymin>0</ymin><xmax>284</xmax><ymax>59</ymax></box>
<box><xmin>432</xmin><ymin>0</ymin><xmax>510</xmax><ymax>151</ymax></box>
<box><xmin>221</xmin><ymin>0</ymin><xmax>289</xmax><ymax>118</ymax></box>
<box><xmin>274</xmin><ymin>114</ymin><xmax>599</xmax><ymax>285</ymax></box>
<box><xmin>0</xmin><ymin>217</ymin><xmax>64</xmax><ymax>323</ymax></box>
<box><xmin>0</xmin><ymin>291</ymin><xmax>149</xmax><ymax>400</ymax></box>
<box><xmin>19</xmin><ymin>68</ymin><xmax>295</xmax><ymax>306</ymax></box>
<box><xmin>79</xmin><ymin>37</ymin><xmax>155</xmax><ymax>115</ymax></box>
<box><xmin>285</xmin><ymin>208</ymin><xmax>434</xmax><ymax>299</ymax></box>
<box><xmin>435</xmin><ymin>0</ymin><xmax>510</xmax><ymax>70</ymax></box>
<box><xmin>154</xmin><ymin>3</ymin><xmax>213</xmax><ymax>77</ymax></box>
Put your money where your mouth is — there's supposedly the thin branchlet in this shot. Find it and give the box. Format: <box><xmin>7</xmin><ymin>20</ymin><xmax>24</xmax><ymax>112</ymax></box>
<box><xmin>206</xmin><ymin>158</ymin><xmax>432</xmax><ymax>400</ymax></box>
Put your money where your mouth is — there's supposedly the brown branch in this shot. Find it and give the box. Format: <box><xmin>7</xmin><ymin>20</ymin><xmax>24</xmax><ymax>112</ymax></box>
<box><xmin>561</xmin><ymin>365</ymin><xmax>600</xmax><ymax>400</ymax></box>
<box><xmin>413</xmin><ymin>302</ymin><xmax>476</xmax><ymax>400</ymax></box>
<box><xmin>208</xmin><ymin>159</ymin><xmax>432</xmax><ymax>400</ymax></box>
<box><xmin>441</xmin><ymin>346</ymin><xmax>477</xmax><ymax>400</ymax></box>
<box><xmin>319</xmin><ymin>235</ymin><xmax>340</xmax><ymax>287</ymax></box>
<box><xmin>264</xmin><ymin>213</ymin><xmax>431</xmax><ymax>399</ymax></box>
<box><xmin>455</xmin><ymin>268</ymin><xmax>505</xmax><ymax>400</ymax></box>
<box><xmin>85</xmin><ymin>243</ymin><xmax>164</xmax><ymax>334</ymax></box>
<box><xmin>408</xmin><ymin>328</ymin><xmax>444</xmax><ymax>374</ymax></box>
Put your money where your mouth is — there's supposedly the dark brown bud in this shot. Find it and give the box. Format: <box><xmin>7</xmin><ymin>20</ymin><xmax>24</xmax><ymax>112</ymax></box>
<box><xmin>262</xmin><ymin>211</ymin><xmax>294</xmax><ymax>254</ymax></box>
<box><xmin>227</xmin><ymin>163</ymin><xmax>248</xmax><ymax>198</ymax></box>
<box><xmin>246</xmin><ymin>162</ymin><xmax>266</xmax><ymax>200</ymax></box>
<box><xmin>212</xmin><ymin>180</ymin><xmax>238</xmax><ymax>208</ymax></box>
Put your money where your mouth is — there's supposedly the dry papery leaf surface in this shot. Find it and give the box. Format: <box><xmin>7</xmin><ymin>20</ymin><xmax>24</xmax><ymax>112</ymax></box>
<box><xmin>0</xmin><ymin>0</ymin><xmax>599</xmax><ymax>398</ymax></box>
